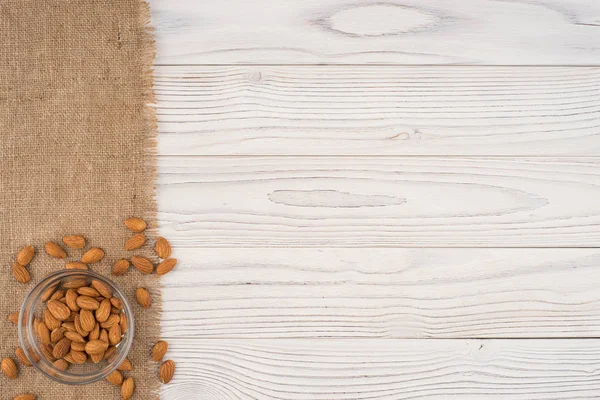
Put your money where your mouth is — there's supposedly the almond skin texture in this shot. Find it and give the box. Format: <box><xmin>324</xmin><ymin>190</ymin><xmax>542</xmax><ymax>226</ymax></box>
<box><xmin>15</xmin><ymin>347</ymin><xmax>31</xmax><ymax>366</ymax></box>
<box><xmin>160</xmin><ymin>360</ymin><xmax>176</xmax><ymax>384</ymax></box>
<box><xmin>131</xmin><ymin>255</ymin><xmax>154</xmax><ymax>274</ymax></box>
<box><xmin>112</xmin><ymin>259</ymin><xmax>130</xmax><ymax>276</ymax></box>
<box><xmin>12</xmin><ymin>262</ymin><xmax>30</xmax><ymax>283</ymax></box>
<box><xmin>124</xmin><ymin>217</ymin><xmax>147</xmax><ymax>233</ymax></box>
<box><xmin>76</xmin><ymin>295</ymin><xmax>100</xmax><ymax>310</ymax></box>
<box><xmin>96</xmin><ymin>299</ymin><xmax>111</xmax><ymax>322</ymax></box>
<box><xmin>74</xmin><ymin>314</ymin><xmax>88</xmax><ymax>337</ymax></box>
<box><xmin>44</xmin><ymin>308</ymin><xmax>61</xmax><ymax>330</ymax></box>
<box><xmin>47</xmin><ymin>300</ymin><xmax>71</xmax><ymax>321</ymax></box>
<box><xmin>68</xmin><ymin>350</ymin><xmax>87</xmax><ymax>364</ymax></box>
<box><xmin>64</xmin><ymin>331</ymin><xmax>86</xmax><ymax>343</ymax></box>
<box><xmin>8</xmin><ymin>312</ymin><xmax>19</xmax><ymax>324</ymax></box>
<box><xmin>117</xmin><ymin>358</ymin><xmax>133</xmax><ymax>371</ymax></box>
<box><xmin>1</xmin><ymin>357</ymin><xmax>18</xmax><ymax>379</ymax></box>
<box><xmin>16</xmin><ymin>246</ymin><xmax>35</xmax><ymax>266</ymax></box>
<box><xmin>135</xmin><ymin>288</ymin><xmax>151</xmax><ymax>308</ymax></box>
<box><xmin>62</xmin><ymin>235</ymin><xmax>86</xmax><ymax>249</ymax></box>
<box><xmin>85</xmin><ymin>339</ymin><xmax>108</xmax><ymax>355</ymax></box>
<box><xmin>91</xmin><ymin>279</ymin><xmax>113</xmax><ymax>298</ymax></box>
<box><xmin>121</xmin><ymin>376</ymin><xmax>135</xmax><ymax>399</ymax></box>
<box><xmin>125</xmin><ymin>233</ymin><xmax>146</xmax><ymax>250</ymax></box>
<box><xmin>152</xmin><ymin>340</ymin><xmax>169</xmax><ymax>362</ymax></box>
<box><xmin>53</xmin><ymin>359</ymin><xmax>69</xmax><ymax>371</ymax></box>
<box><xmin>101</xmin><ymin>314</ymin><xmax>120</xmax><ymax>329</ymax></box>
<box><xmin>156</xmin><ymin>258</ymin><xmax>177</xmax><ymax>276</ymax></box>
<box><xmin>65</xmin><ymin>289</ymin><xmax>80</xmax><ymax>312</ymax></box>
<box><xmin>109</xmin><ymin>324</ymin><xmax>122</xmax><ymax>346</ymax></box>
<box><xmin>79</xmin><ymin>308</ymin><xmax>96</xmax><ymax>332</ymax></box>
<box><xmin>65</xmin><ymin>261</ymin><xmax>88</xmax><ymax>270</ymax></box>
<box><xmin>62</xmin><ymin>278</ymin><xmax>89</xmax><ymax>289</ymax></box>
<box><xmin>50</xmin><ymin>289</ymin><xmax>66</xmax><ymax>301</ymax></box>
<box><xmin>45</xmin><ymin>242</ymin><xmax>67</xmax><ymax>259</ymax></box>
<box><xmin>14</xmin><ymin>395</ymin><xmax>36</xmax><ymax>400</ymax></box>
<box><xmin>77</xmin><ymin>286</ymin><xmax>100</xmax><ymax>297</ymax></box>
<box><xmin>50</xmin><ymin>327</ymin><xmax>64</xmax><ymax>343</ymax></box>
<box><xmin>155</xmin><ymin>237</ymin><xmax>172</xmax><ymax>259</ymax></box>
<box><xmin>106</xmin><ymin>369</ymin><xmax>123</xmax><ymax>386</ymax></box>
<box><xmin>81</xmin><ymin>247</ymin><xmax>104</xmax><ymax>264</ymax></box>
<box><xmin>52</xmin><ymin>338</ymin><xmax>72</xmax><ymax>359</ymax></box>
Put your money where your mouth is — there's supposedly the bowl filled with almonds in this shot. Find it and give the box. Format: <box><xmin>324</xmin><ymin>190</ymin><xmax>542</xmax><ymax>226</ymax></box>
<box><xmin>17</xmin><ymin>269</ymin><xmax>134</xmax><ymax>385</ymax></box>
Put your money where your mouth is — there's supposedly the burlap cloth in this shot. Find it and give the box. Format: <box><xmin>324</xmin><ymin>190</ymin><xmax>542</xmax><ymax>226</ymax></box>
<box><xmin>0</xmin><ymin>0</ymin><xmax>160</xmax><ymax>398</ymax></box>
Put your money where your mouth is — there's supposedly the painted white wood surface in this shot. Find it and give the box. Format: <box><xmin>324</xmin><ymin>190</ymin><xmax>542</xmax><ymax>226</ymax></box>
<box><xmin>150</xmin><ymin>0</ymin><xmax>600</xmax><ymax>65</ymax></box>
<box><xmin>161</xmin><ymin>248</ymin><xmax>600</xmax><ymax>338</ymax></box>
<box><xmin>157</xmin><ymin>156</ymin><xmax>600</xmax><ymax>247</ymax></box>
<box><xmin>156</xmin><ymin>66</ymin><xmax>600</xmax><ymax>156</ymax></box>
<box><xmin>162</xmin><ymin>339</ymin><xmax>600</xmax><ymax>399</ymax></box>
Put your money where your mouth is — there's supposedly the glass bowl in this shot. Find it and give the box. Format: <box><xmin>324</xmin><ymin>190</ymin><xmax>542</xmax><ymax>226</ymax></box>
<box><xmin>18</xmin><ymin>270</ymin><xmax>134</xmax><ymax>385</ymax></box>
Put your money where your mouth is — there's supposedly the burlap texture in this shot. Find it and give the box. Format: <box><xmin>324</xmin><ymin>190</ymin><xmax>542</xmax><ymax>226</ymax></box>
<box><xmin>0</xmin><ymin>0</ymin><xmax>160</xmax><ymax>398</ymax></box>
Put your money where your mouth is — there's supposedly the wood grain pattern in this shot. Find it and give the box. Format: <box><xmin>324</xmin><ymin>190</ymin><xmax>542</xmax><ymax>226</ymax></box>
<box><xmin>157</xmin><ymin>156</ymin><xmax>600</xmax><ymax>247</ymax></box>
<box><xmin>161</xmin><ymin>339</ymin><xmax>600</xmax><ymax>399</ymax></box>
<box><xmin>156</xmin><ymin>66</ymin><xmax>600</xmax><ymax>156</ymax></box>
<box><xmin>150</xmin><ymin>0</ymin><xmax>600</xmax><ymax>65</ymax></box>
<box><xmin>161</xmin><ymin>248</ymin><xmax>600</xmax><ymax>338</ymax></box>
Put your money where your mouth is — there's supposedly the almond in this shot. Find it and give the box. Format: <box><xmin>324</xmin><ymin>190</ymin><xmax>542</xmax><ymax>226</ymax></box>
<box><xmin>81</xmin><ymin>247</ymin><xmax>104</xmax><ymax>264</ymax></box>
<box><xmin>65</xmin><ymin>310</ymin><xmax>77</xmax><ymax>322</ymax></box>
<box><xmin>15</xmin><ymin>347</ymin><xmax>31</xmax><ymax>366</ymax></box>
<box><xmin>124</xmin><ymin>217</ymin><xmax>147</xmax><ymax>232</ymax></box>
<box><xmin>121</xmin><ymin>376</ymin><xmax>135</xmax><ymax>399</ymax></box>
<box><xmin>99</xmin><ymin>328</ymin><xmax>109</xmax><ymax>344</ymax></box>
<box><xmin>45</xmin><ymin>242</ymin><xmax>67</xmax><ymax>259</ymax></box>
<box><xmin>91</xmin><ymin>279</ymin><xmax>113</xmax><ymax>298</ymax></box>
<box><xmin>67</xmin><ymin>350</ymin><xmax>87</xmax><ymax>364</ymax></box>
<box><xmin>131</xmin><ymin>255</ymin><xmax>153</xmax><ymax>274</ymax></box>
<box><xmin>65</xmin><ymin>289</ymin><xmax>80</xmax><ymax>312</ymax></box>
<box><xmin>16</xmin><ymin>245</ymin><xmax>35</xmax><ymax>266</ymax></box>
<box><xmin>40</xmin><ymin>344</ymin><xmax>55</xmax><ymax>361</ymax></box>
<box><xmin>152</xmin><ymin>340</ymin><xmax>168</xmax><ymax>362</ymax></box>
<box><xmin>106</xmin><ymin>369</ymin><xmax>123</xmax><ymax>386</ymax></box>
<box><xmin>156</xmin><ymin>258</ymin><xmax>177</xmax><ymax>276</ymax></box>
<box><xmin>40</xmin><ymin>284</ymin><xmax>58</xmax><ymax>302</ymax></box>
<box><xmin>96</xmin><ymin>299</ymin><xmax>111</xmax><ymax>322</ymax></box>
<box><xmin>135</xmin><ymin>287</ymin><xmax>151</xmax><ymax>308</ymax></box>
<box><xmin>100</xmin><ymin>313</ymin><xmax>120</xmax><ymax>329</ymax></box>
<box><xmin>50</xmin><ymin>289</ymin><xmax>66</xmax><ymax>301</ymax></box>
<box><xmin>154</xmin><ymin>237</ymin><xmax>172</xmax><ymax>259</ymax></box>
<box><xmin>35</xmin><ymin>321</ymin><xmax>51</xmax><ymax>345</ymax></box>
<box><xmin>117</xmin><ymin>358</ymin><xmax>133</xmax><ymax>371</ymax></box>
<box><xmin>53</xmin><ymin>359</ymin><xmax>69</xmax><ymax>371</ymax></box>
<box><xmin>89</xmin><ymin>322</ymin><xmax>100</xmax><ymax>340</ymax></box>
<box><xmin>62</xmin><ymin>235</ymin><xmax>86</xmax><ymax>249</ymax></box>
<box><xmin>62</xmin><ymin>278</ymin><xmax>89</xmax><ymax>289</ymax></box>
<box><xmin>50</xmin><ymin>327</ymin><xmax>64</xmax><ymax>343</ymax></box>
<box><xmin>110</xmin><ymin>296</ymin><xmax>124</xmax><ymax>309</ymax></box>
<box><xmin>14</xmin><ymin>395</ymin><xmax>36</xmax><ymax>400</ymax></box>
<box><xmin>1</xmin><ymin>357</ymin><xmax>18</xmax><ymax>379</ymax></box>
<box><xmin>76</xmin><ymin>295</ymin><xmax>100</xmax><ymax>310</ymax></box>
<box><xmin>85</xmin><ymin>339</ymin><xmax>108</xmax><ymax>355</ymax></box>
<box><xmin>104</xmin><ymin>346</ymin><xmax>117</xmax><ymax>361</ymax></box>
<box><xmin>79</xmin><ymin>309</ymin><xmax>95</xmax><ymax>332</ymax></box>
<box><xmin>44</xmin><ymin>308</ymin><xmax>61</xmax><ymax>330</ymax></box>
<box><xmin>112</xmin><ymin>258</ymin><xmax>130</xmax><ymax>276</ymax></box>
<box><xmin>64</xmin><ymin>331</ymin><xmax>86</xmax><ymax>343</ymax></box>
<box><xmin>90</xmin><ymin>351</ymin><xmax>104</xmax><ymax>363</ymax></box>
<box><xmin>74</xmin><ymin>314</ymin><xmax>88</xmax><ymax>337</ymax></box>
<box><xmin>12</xmin><ymin>263</ymin><xmax>30</xmax><ymax>283</ymax></box>
<box><xmin>71</xmin><ymin>341</ymin><xmax>86</xmax><ymax>352</ymax></box>
<box><xmin>119</xmin><ymin>312</ymin><xmax>128</xmax><ymax>334</ymax></box>
<box><xmin>77</xmin><ymin>286</ymin><xmax>100</xmax><ymax>297</ymax></box>
<box><xmin>52</xmin><ymin>338</ymin><xmax>72</xmax><ymax>359</ymax></box>
<box><xmin>8</xmin><ymin>312</ymin><xmax>19</xmax><ymax>324</ymax></box>
<box><xmin>125</xmin><ymin>233</ymin><xmax>146</xmax><ymax>251</ymax></box>
<box><xmin>61</xmin><ymin>322</ymin><xmax>76</xmax><ymax>332</ymax></box>
<box><xmin>65</xmin><ymin>261</ymin><xmax>88</xmax><ymax>270</ymax></box>
<box><xmin>160</xmin><ymin>360</ymin><xmax>175</xmax><ymax>384</ymax></box>
<box><xmin>47</xmin><ymin>300</ymin><xmax>71</xmax><ymax>321</ymax></box>
<box><xmin>108</xmin><ymin>324</ymin><xmax>122</xmax><ymax>346</ymax></box>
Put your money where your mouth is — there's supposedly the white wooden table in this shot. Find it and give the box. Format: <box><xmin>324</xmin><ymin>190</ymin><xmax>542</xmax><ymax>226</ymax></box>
<box><xmin>150</xmin><ymin>1</ymin><xmax>600</xmax><ymax>398</ymax></box>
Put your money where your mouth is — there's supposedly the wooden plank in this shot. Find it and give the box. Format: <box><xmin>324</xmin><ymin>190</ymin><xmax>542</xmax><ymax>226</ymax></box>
<box><xmin>149</xmin><ymin>0</ymin><xmax>600</xmax><ymax>65</ymax></box>
<box><xmin>161</xmin><ymin>339</ymin><xmax>600</xmax><ymax>399</ymax></box>
<box><xmin>157</xmin><ymin>156</ymin><xmax>600</xmax><ymax>247</ymax></box>
<box><xmin>156</xmin><ymin>66</ymin><xmax>600</xmax><ymax>156</ymax></box>
<box><xmin>161</xmin><ymin>248</ymin><xmax>600</xmax><ymax>338</ymax></box>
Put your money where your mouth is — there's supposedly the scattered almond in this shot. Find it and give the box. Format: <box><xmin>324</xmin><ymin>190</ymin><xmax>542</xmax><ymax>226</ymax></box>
<box><xmin>152</xmin><ymin>340</ymin><xmax>168</xmax><ymax>362</ymax></box>
<box><xmin>12</xmin><ymin>262</ymin><xmax>30</xmax><ymax>283</ymax></box>
<box><xmin>15</xmin><ymin>347</ymin><xmax>31</xmax><ymax>366</ymax></box>
<box><xmin>65</xmin><ymin>261</ymin><xmax>88</xmax><ymax>270</ymax></box>
<box><xmin>14</xmin><ymin>395</ymin><xmax>36</xmax><ymax>400</ymax></box>
<box><xmin>156</xmin><ymin>258</ymin><xmax>177</xmax><ymax>276</ymax></box>
<box><xmin>1</xmin><ymin>357</ymin><xmax>18</xmax><ymax>379</ymax></box>
<box><xmin>125</xmin><ymin>233</ymin><xmax>146</xmax><ymax>251</ymax></box>
<box><xmin>62</xmin><ymin>235</ymin><xmax>86</xmax><ymax>249</ymax></box>
<box><xmin>124</xmin><ymin>217</ymin><xmax>147</xmax><ymax>232</ymax></box>
<box><xmin>106</xmin><ymin>369</ymin><xmax>123</xmax><ymax>386</ymax></box>
<box><xmin>155</xmin><ymin>237</ymin><xmax>171</xmax><ymax>259</ymax></box>
<box><xmin>45</xmin><ymin>242</ymin><xmax>67</xmax><ymax>259</ymax></box>
<box><xmin>112</xmin><ymin>258</ymin><xmax>130</xmax><ymax>276</ymax></box>
<box><xmin>81</xmin><ymin>247</ymin><xmax>104</xmax><ymax>264</ymax></box>
<box><xmin>160</xmin><ymin>360</ymin><xmax>175</xmax><ymax>384</ymax></box>
<box><xmin>121</xmin><ymin>377</ymin><xmax>135</xmax><ymax>399</ymax></box>
<box><xmin>135</xmin><ymin>287</ymin><xmax>151</xmax><ymax>308</ymax></box>
<box><xmin>117</xmin><ymin>358</ymin><xmax>133</xmax><ymax>371</ymax></box>
<box><xmin>16</xmin><ymin>246</ymin><xmax>35</xmax><ymax>266</ymax></box>
<box><xmin>131</xmin><ymin>255</ymin><xmax>153</xmax><ymax>274</ymax></box>
<box><xmin>8</xmin><ymin>312</ymin><xmax>19</xmax><ymax>324</ymax></box>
